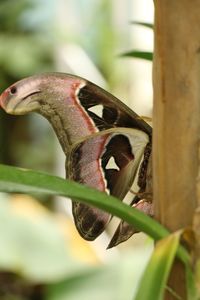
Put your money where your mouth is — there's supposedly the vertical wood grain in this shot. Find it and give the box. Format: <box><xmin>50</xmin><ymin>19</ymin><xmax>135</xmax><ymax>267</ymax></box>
<box><xmin>153</xmin><ymin>1</ymin><xmax>200</xmax><ymax>298</ymax></box>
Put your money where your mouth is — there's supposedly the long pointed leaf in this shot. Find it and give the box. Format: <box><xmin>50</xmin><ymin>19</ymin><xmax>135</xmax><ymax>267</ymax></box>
<box><xmin>131</xmin><ymin>21</ymin><xmax>153</xmax><ymax>29</ymax></box>
<box><xmin>0</xmin><ymin>164</ymin><xmax>167</xmax><ymax>238</ymax></box>
<box><xmin>134</xmin><ymin>232</ymin><xmax>182</xmax><ymax>300</ymax></box>
<box><xmin>121</xmin><ymin>51</ymin><xmax>153</xmax><ymax>61</ymax></box>
<box><xmin>0</xmin><ymin>164</ymin><xmax>189</xmax><ymax>265</ymax></box>
<box><xmin>186</xmin><ymin>265</ymin><xmax>197</xmax><ymax>300</ymax></box>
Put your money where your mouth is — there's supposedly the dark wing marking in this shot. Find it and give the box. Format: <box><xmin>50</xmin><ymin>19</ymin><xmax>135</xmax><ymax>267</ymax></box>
<box><xmin>66</xmin><ymin>128</ymin><xmax>149</xmax><ymax>240</ymax></box>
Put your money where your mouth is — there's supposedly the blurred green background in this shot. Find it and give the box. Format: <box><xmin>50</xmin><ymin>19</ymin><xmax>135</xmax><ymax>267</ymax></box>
<box><xmin>0</xmin><ymin>0</ymin><xmax>153</xmax><ymax>299</ymax></box>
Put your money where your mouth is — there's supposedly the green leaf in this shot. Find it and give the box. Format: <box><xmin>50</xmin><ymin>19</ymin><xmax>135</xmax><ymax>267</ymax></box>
<box><xmin>0</xmin><ymin>164</ymin><xmax>167</xmax><ymax>239</ymax></box>
<box><xmin>0</xmin><ymin>164</ymin><xmax>189</xmax><ymax>265</ymax></box>
<box><xmin>131</xmin><ymin>21</ymin><xmax>153</xmax><ymax>29</ymax></box>
<box><xmin>121</xmin><ymin>51</ymin><xmax>153</xmax><ymax>61</ymax></box>
<box><xmin>186</xmin><ymin>264</ymin><xmax>197</xmax><ymax>300</ymax></box>
<box><xmin>134</xmin><ymin>231</ymin><xmax>182</xmax><ymax>300</ymax></box>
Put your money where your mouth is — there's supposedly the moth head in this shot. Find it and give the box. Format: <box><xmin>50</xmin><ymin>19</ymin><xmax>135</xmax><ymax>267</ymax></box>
<box><xmin>0</xmin><ymin>78</ymin><xmax>42</xmax><ymax>115</ymax></box>
<box><xmin>0</xmin><ymin>73</ymin><xmax>85</xmax><ymax>115</ymax></box>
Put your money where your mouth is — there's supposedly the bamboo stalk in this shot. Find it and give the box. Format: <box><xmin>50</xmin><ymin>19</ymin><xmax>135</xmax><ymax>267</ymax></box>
<box><xmin>153</xmin><ymin>1</ymin><xmax>200</xmax><ymax>298</ymax></box>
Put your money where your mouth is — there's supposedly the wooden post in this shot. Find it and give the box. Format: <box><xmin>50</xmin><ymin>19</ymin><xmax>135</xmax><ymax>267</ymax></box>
<box><xmin>153</xmin><ymin>1</ymin><xmax>200</xmax><ymax>298</ymax></box>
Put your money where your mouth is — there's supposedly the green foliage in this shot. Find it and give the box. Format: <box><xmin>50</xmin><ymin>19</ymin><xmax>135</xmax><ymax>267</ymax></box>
<box><xmin>186</xmin><ymin>262</ymin><xmax>197</xmax><ymax>300</ymax></box>
<box><xmin>0</xmin><ymin>0</ymin><xmax>54</xmax><ymax>88</ymax></box>
<box><xmin>121</xmin><ymin>51</ymin><xmax>153</xmax><ymax>61</ymax></box>
<box><xmin>0</xmin><ymin>0</ymin><xmax>55</xmax><ymax>174</ymax></box>
<box><xmin>135</xmin><ymin>231</ymin><xmax>182</xmax><ymax>300</ymax></box>
<box><xmin>131</xmin><ymin>21</ymin><xmax>153</xmax><ymax>29</ymax></box>
<box><xmin>0</xmin><ymin>164</ymin><xmax>194</xmax><ymax>299</ymax></box>
<box><xmin>0</xmin><ymin>164</ymin><xmax>169</xmax><ymax>241</ymax></box>
<box><xmin>122</xmin><ymin>21</ymin><xmax>153</xmax><ymax>61</ymax></box>
<box><xmin>0</xmin><ymin>0</ymin><xmax>34</xmax><ymax>33</ymax></box>
<box><xmin>0</xmin><ymin>34</ymin><xmax>53</xmax><ymax>78</ymax></box>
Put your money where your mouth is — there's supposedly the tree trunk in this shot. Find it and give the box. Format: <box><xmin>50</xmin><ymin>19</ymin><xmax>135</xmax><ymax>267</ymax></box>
<box><xmin>153</xmin><ymin>1</ymin><xmax>200</xmax><ymax>298</ymax></box>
